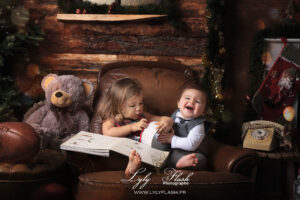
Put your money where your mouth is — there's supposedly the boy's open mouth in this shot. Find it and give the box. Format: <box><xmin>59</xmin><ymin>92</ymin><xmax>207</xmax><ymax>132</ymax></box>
<box><xmin>185</xmin><ymin>106</ymin><xmax>194</xmax><ymax>111</ymax></box>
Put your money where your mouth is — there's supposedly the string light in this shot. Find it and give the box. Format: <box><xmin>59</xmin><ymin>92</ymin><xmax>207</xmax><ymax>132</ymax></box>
<box><xmin>201</xmin><ymin>0</ymin><xmax>226</xmax><ymax>128</ymax></box>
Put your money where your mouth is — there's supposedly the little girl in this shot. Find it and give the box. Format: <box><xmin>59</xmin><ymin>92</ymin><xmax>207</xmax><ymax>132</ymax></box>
<box><xmin>98</xmin><ymin>78</ymin><xmax>173</xmax><ymax>176</ymax></box>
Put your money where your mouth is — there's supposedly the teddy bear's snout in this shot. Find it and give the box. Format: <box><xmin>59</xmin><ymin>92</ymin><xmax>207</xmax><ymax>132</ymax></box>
<box><xmin>51</xmin><ymin>90</ymin><xmax>72</xmax><ymax>108</ymax></box>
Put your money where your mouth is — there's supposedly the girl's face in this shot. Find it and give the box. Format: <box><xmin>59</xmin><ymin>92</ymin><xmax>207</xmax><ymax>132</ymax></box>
<box><xmin>177</xmin><ymin>89</ymin><xmax>206</xmax><ymax>119</ymax></box>
<box><xmin>121</xmin><ymin>94</ymin><xmax>144</xmax><ymax>120</ymax></box>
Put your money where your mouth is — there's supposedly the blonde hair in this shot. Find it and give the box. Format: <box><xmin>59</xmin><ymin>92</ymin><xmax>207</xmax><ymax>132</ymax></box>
<box><xmin>98</xmin><ymin>78</ymin><xmax>143</xmax><ymax>122</ymax></box>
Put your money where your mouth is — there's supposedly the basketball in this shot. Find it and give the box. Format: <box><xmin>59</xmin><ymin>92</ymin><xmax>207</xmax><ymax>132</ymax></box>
<box><xmin>0</xmin><ymin>122</ymin><xmax>40</xmax><ymax>163</ymax></box>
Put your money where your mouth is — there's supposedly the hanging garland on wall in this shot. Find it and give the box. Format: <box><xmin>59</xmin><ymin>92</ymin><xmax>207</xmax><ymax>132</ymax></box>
<box><xmin>57</xmin><ymin>0</ymin><xmax>185</xmax><ymax>29</ymax></box>
<box><xmin>201</xmin><ymin>0</ymin><xmax>226</xmax><ymax>136</ymax></box>
<box><xmin>0</xmin><ymin>0</ymin><xmax>44</xmax><ymax>122</ymax></box>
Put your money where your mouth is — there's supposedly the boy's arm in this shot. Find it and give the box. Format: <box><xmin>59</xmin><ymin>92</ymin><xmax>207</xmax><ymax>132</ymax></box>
<box><xmin>171</xmin><ymin>124</ymin><xmax>205</xmax><ymax>151</ymax></box>
<box><xmin>144</xmin><ymin>112</ymin><xmax>173</xmax><ymax>133</ymax></box>
<box><xmin>158</xmin><ymin>124</ymin><xmax>205</xmax><ymax>151</ymax></box>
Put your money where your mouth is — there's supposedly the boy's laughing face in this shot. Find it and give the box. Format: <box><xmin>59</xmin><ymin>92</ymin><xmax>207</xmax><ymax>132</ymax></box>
<box><xmin>177</xmin><ymin>89</ymin><xmax>206</xmax><ymax>119</ymax></box>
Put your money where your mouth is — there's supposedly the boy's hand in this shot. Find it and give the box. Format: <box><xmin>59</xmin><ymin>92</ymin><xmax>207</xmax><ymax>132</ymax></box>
<box><xmin>155</xmin><ymin>116</ymin><xmax>173</xmax><ymax>134</ymax></box>
<box><xmin>158</xmin><ymin>129</ymin><xmax>174</xmax><ymax>144</ymax></box>
<box><xmin>131</xmin><ymin>118</ymin><xmax>148</xmax><ymax>132</ymax></box>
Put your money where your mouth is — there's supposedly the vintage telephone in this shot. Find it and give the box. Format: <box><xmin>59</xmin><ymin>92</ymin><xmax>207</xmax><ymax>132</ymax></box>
<box><xmin>241</xmin><ymin>120</ymin><xmax>284</xmax><ymax>151</ymax></box>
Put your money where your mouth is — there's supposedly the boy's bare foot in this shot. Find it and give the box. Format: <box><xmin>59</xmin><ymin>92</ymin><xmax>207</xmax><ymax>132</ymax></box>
<box><xmin>176</xmin><ymin>153</ymin><xmax>198</xmax><ymax>169</ymax></box>
<box><xmin>125</xmin><ymin>150</ymin><xmax>141</xmax><ymax>177</ymax></box>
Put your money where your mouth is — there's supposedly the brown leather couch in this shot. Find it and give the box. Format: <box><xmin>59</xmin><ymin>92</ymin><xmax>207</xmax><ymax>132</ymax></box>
<box><xmin>67</xmin><ymin>61</ymin><xmax>258</xmax><ymax>200</ymax></box>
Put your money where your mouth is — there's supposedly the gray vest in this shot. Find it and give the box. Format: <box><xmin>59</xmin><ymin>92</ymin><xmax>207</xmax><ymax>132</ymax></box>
<box><xmin>171</xmin><ymin>109</ymin><xmax>208</xmax><ymax>155</ymax></box>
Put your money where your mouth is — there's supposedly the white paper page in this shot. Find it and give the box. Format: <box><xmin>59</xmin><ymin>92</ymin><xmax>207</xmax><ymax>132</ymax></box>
<box><xmin>111</xmin><ymin>137</ymin><xmax>169</xmax><ymax>167</ymax></box>
<box><xmin>61</xmin><ymin>145</ymin><xmax>110</xmax><ymax>157</ymax></box>
<box><xmin>61</xmin><ymin>131</ymin><xmax>169</xmax><ymax>166</ymax></box>
<box><xmin>140</xmin><ymin>121</ymin><xmax>158</xmax><ymax>146</ymax></box>
<box><xmin>60</xmin><ymin>131</ymin><xmax>119</xmax><ymax>150</ymax></box>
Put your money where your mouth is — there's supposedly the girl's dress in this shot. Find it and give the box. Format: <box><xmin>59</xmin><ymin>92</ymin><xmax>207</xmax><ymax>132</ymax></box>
<box><xmin>115</xmin><ymin>115</ymin><xmax>144</xmax><ymax>141</ymax></box>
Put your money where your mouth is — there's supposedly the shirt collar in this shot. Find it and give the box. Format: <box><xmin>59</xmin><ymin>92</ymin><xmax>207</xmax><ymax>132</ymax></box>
<box><xmin>176</xmin><ymin>111</ymin><xmax>193</xmax><ymax>120</ymax></box>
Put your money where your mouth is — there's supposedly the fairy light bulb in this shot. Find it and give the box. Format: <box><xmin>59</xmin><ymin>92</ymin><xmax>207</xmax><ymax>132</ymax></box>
<box><xmin>283</xmin><ymin>106</ymin><xmax>295</xmax><ymax>122</ymax></box>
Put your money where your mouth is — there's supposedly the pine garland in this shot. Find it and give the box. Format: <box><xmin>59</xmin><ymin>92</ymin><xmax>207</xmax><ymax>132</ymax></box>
<box><xmin>202</xmin><ymin>0</ymin><xmax>226</xmax><ymax>139</ymax></box>
<box><xmin>0</xmin><ymin>0</ymin><xmax>44</xmax><ymax>122</ymax></box>
<box><xmin>57</xmin><ymin>0</ymin><xmax>185</xmax><ymax>29</ymax></box>
<box><xmin>0</xmin><ymin>76</ymin><xmax>21</xmax><ymax>122</ymax></box>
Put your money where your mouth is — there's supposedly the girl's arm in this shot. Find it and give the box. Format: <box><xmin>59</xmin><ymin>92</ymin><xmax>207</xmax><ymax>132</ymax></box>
<box><xmin>102</xmin><ymin>118</ymin><xmax>148</xmax><ymax>137</ymax></box>
<box><xmin>144</xmin><ymin>112</ymin><xmax>173</xmax><ymax>134</ymax></box>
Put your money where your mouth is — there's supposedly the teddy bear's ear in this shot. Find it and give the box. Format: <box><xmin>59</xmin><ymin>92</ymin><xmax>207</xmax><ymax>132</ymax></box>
<box><xmin>82</xmin><ymin>79</ymin><xmax>94</xmax><ymax>98</ymax></box>
<box><xmin>41</xmin><ymin>74</ymin><xmax>58</xmax><ymax>90</ymax></box>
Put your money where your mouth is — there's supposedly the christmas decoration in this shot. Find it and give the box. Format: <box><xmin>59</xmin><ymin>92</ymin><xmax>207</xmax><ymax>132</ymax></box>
<box><xmin>285</xmin><ymin>0</ymin><xmax>296</xmax><ymax>20</ymax></box>
<box><xmin>76</xmin><ymin>8</ymin><xmax>87</xmax><ymax>14</ymax></box>
<box><xmin>247</xmin><ymin>0</ymin><xmax>300</xmax><ymax>122</ymax></box>
<box><xmin>283</xmin><ymin>106</ymin><xmax>295</xmax><ymax>122</ymax></box>
<box><xmin>0</xmin><ymin>0</ymin><xmax>44</xmax><ymax>122</ymax></box>
<box><xmin>252</xmin><ymin>41</ymin><xmax>300</xmax><ymax>124</ymax></box>
<box><xmin>266</xmin><ymin>67</ymin><xmax>299</xmax><ymax>105</ymax></box>
<box><xmin>58</xmin><ymin>0</ymin><xmax>185</xmax><ymax>29</ymax></box>
<box><xmin>202</xmin><ymin>0</ymin><xmax>226</xmax><ymax>133</ymax></box>
<box><xmin>10</xmin><ymin>5</ymin><xmax>29</xmax><ymax>29</ymax></box>
<box><xmin>244</xmin><ymin>94</ymin><xmax>252</xmax><ymax>106</ymax></box>
<box><xmin>280</xmin><ymin>106</ymin><xmax>295</xmax><ymax>151</ymax></box>
<box><xmin>0</xmin><ymin>76</ymin><xmax>21</xmax><ymax>122</ymax></box>
<box><xmin>108</xmin><ymin>2</ymin><xmax>117</xmax><ymax>14</ymax></box>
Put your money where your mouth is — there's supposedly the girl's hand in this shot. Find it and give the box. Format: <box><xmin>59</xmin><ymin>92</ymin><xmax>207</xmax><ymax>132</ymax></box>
<box><xmin>158</xmin><ymin>129</ymin><xmax>174</xmax><ymax>144</ymax></box>
<box><xmin>131</xmin><ymin>118</ymin><xmax>148</xmax><ymax>132</ymax></box>
<box><xmin>155</xmin><ymin>116</ymin><xmax>173</xmax><ymax>134</ymax></box>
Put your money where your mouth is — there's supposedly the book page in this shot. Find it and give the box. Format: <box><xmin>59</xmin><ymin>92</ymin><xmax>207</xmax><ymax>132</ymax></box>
<box><xmin>140</xmin><ymin>121</ymin><xmax>158</xmax><ymax>146</ymax></box>
<box><xmin>111</xmin><ymin>137</ymin><xmax>169</xmax><ymax>168</ymax></box>
<box><xmin>61</xmin><ymin>131</ymin><xmax>169</xmax><ymax>167</ymax></box>
<box><xmin>60</xmin><ymin>131</ymin><xmax>119</xmax><ymax>155</ymax></box>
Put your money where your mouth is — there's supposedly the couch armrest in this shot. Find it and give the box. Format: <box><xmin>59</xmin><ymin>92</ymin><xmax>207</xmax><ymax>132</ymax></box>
<box><xmin>208</xmin><ymin>137</ymin><xmax>257</xmax><ymax>176</ymax></box>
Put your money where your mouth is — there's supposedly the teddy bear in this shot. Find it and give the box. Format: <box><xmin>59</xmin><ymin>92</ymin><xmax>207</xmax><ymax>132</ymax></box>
<box><xmin>24</xmin><ymin>74</ymin><xmax>94</xmax><ymax>150</ymax></box>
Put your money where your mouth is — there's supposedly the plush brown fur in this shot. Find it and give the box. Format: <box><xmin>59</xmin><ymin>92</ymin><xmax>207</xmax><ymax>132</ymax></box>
<box><xmin>24</xmin><ymin>74</ymin><xmax>94</xmax><ymax>150</ymax></box>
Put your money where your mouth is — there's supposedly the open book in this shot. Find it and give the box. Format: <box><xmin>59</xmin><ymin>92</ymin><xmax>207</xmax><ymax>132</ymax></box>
<box><xmin>60</xmin><ymin>131</ymin><xmax>169</xmax><ymax>168</ymax></box>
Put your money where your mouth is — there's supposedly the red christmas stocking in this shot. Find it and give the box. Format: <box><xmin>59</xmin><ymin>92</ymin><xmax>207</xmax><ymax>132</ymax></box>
<box><xmin>252</xmin><ymin>40</ymin><xmax>300</xmax><ymax>124</ymax></box>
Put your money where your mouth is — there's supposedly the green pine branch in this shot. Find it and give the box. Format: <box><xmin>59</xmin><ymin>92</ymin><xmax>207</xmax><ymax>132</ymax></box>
<box><xmin>0</xmin><ymin>0</ymin><xmax>44</xmax><ymax>121</ymax></box>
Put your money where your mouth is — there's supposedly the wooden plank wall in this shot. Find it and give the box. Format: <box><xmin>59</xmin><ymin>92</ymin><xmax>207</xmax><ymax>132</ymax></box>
<box><xmin>19</xmin><ymin>0</ymin><xmax>207</xmax><ymax>98</ymax></box>
<box><xmin>19</xmin><ymin>0</ymin><xmax>300</xmax><ymax>143</ymax></box>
